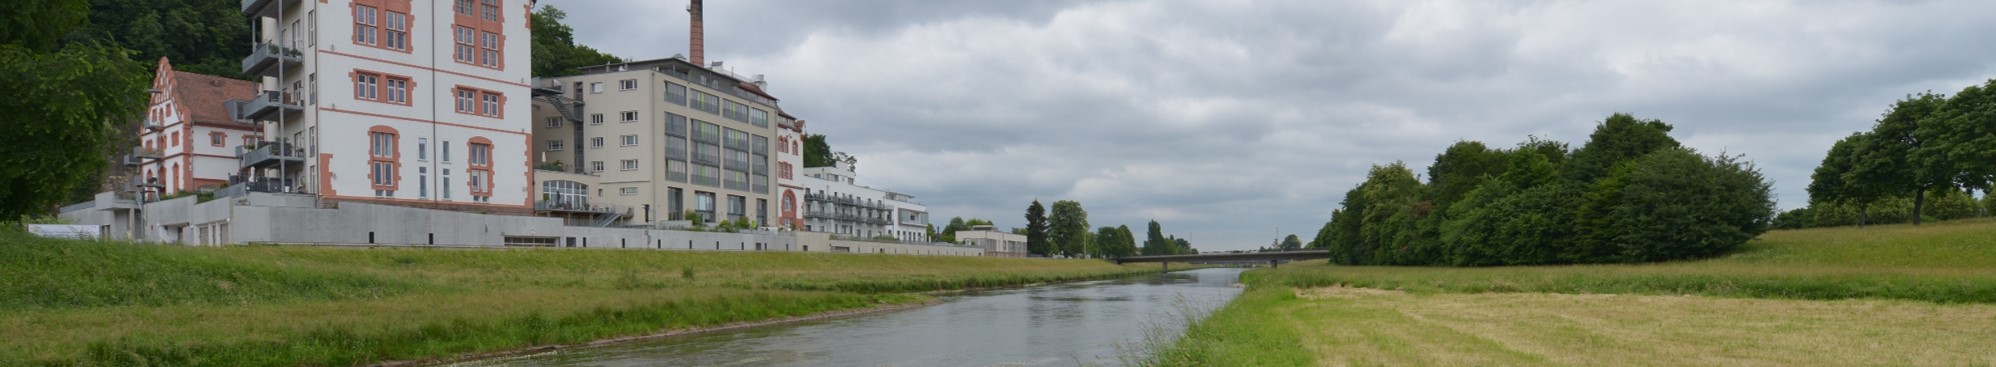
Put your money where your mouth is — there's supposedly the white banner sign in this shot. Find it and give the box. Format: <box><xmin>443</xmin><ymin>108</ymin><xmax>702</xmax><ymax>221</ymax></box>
<box><xmin>27</xmin><ymin>224</ymin><xmax>102</xmax><ymax>240</ymax></box>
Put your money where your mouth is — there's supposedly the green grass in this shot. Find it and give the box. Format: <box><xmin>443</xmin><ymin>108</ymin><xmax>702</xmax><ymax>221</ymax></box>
<box><xmin>0</xmin><ymin>231</ymin><xmax>1156</xmax><ymax>366</ymax></box>
<box><xmin>1155</xmin><ymin>218</ymin><xmax>1996</xmax><ymax>366</ymax></box>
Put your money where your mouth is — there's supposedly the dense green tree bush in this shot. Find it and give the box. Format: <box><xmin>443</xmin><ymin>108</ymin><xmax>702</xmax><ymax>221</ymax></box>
<box><xmin>1320</xmin><ymin>114</ymin><xmax>1774</xmax><ymax>266</ymax></box>
<box><xmin>1578</xmin><ymin>148</ymin><xmax>1774</xmax><ymax>262</ymax></box>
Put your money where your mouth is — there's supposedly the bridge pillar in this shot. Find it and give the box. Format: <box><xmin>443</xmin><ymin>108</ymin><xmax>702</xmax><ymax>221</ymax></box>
<box><xmin>1270</xmin><ymin>259</ymin><xmax>1278</xmax><ymax>269</ymax></box>
<box><xmin>1162</xmin><ymin>261</ymin><xmax>1168</xmax><ymax>273</ymax></box>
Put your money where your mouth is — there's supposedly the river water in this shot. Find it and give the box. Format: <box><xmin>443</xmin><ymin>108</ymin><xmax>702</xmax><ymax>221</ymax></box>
<box><xmin>458</xmin><ymin>267</ymin><xmax>1246</xmax><ymax>367</ymax></box>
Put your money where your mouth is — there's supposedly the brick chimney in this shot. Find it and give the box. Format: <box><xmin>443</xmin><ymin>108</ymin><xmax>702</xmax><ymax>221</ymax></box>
<box><xmin>688</xmin><ymin>0</ymin><xmax>704</xmax><ymax>66</ymax></box>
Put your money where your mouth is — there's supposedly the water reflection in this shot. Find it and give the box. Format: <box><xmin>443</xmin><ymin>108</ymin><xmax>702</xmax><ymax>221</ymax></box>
<box><xmin>456</xmin><ymin>268</ymin><xmax>1246</xmax><ymax>367</ymax></box>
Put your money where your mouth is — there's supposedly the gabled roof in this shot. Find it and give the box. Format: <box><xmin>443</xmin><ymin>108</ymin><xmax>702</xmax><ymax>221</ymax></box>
<box><xmin>152</xmin><ymin>57</ymin><xmax>257</xmax><ymax>127</ymax></box>
<box><xmin>169</xmin><ymin>71</ymin><xmax>257</xmax><ymax>125</ymax></box>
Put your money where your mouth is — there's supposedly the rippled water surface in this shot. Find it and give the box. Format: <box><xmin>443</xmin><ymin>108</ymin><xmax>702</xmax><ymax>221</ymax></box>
<box><xmin>458</xmin><ymin>267</ymin><xmax>1246</xmax><ymax>367</ymax></box>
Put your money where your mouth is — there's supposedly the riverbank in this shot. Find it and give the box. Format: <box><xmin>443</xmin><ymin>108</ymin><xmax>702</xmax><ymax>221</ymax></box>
<box><xmin>1152</xmin><ymin>218</ymin><xmax>1996</xmax><ymax>365</ymax></box>
<box><xmin>0</xmin><ymin>231</ymin><xmax>1158</xmax><ymax>366</ymax></box>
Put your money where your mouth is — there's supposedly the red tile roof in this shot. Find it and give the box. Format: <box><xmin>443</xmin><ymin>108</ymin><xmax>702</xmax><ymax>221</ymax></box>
<box><xmin>169</xmin><ymin>71</ymin><xmax>257</xmax><ymax>125</ymax></box>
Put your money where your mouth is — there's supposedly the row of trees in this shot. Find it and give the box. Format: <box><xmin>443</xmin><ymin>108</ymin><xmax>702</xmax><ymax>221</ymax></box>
<box><xmin>1806</xmin><ymin>80</ymin><xmax>1996</xmax><ymax>227</ymax></box>
<box><xmin>1004</xmin><ymin>200</ymin><xmax>1192</xmax><ymax>259</ymax></box>
<box><xmin>1309</xmin><ymin>114</ymin><xmax>1776</xmax><ymax>266</ymax></box>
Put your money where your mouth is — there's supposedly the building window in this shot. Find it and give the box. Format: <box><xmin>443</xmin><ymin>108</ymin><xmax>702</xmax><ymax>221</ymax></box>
<box><xmin>467</xmin><ymin>139</ymin><xmax>493</xmax><ymax>199</ymax></box>
<box><xmin>619</xmin><ymin>79</ymin><xmax>637</xmax><ymax>90</ymax></box>
<box><xmin>621</xmin><ymin>111</ymin><xmax>637</xmax><ymax>122</ymax></box>
<box><xmin>590</xmin><ymin>137</ymin><xmax>604</xmax><ymax>149</ymax></box>
<box><xmin>455</xmin><ymin>87</ymin><xmax>502</xmax><ymax>117</ymax></box>
<box><xmin>590</xmin><ymin>82</ymin><xmax>603</xmax><ymax>93</ymax></box>
<box><xmin>417</xmin><ymin>137</ymin><xmax>428</xmax><ymax>161</ymax></box>
<box><xmin>664</xmin><ymin>82</ymin><xmax>686</xmax><ymax>105</ymax></box>
<box><xmin>547</xmin><ymin>139</ymin><xmax>563</xmax><ymax>151</ymax></box>
<box><xmin>619</xmin><ymin>187</ymin><xmax>638</xmax><ymax>196</ymax></box>
<box><xmin>589</xmin><ymin>113</ymin><xmax>604</xmax><ymax>125</ymax></box>
<box><xmin>750</xmin><ymin>108</ymin><xmax>769</xmax><ymax>128</ymax></box>
<box><xmin>479</xmin><ymin>31</ymin><xmax>499</xmax><ymax>68</ymax></box>
<box><xmin>480</xmin><ymin>0</ymin><xmax>500</xmax><ymax>21</ymax></box>
<box><xmin>545</xmin><ymin>117</ymin><xmax>561</xmax><ymax>128</ymax></box>
<box><xmin>690</xmin><ymin>90</ymin><xmax>720</xmax><ymax>114</ymax></box>
<box><xmin>354</xmin><ymin>72</ymin><xmax>379</xmax><ymax>101</ymax></box>
<box><xmin>368</xmin><ymin>128</ymin><xmax>399</xmax><ymax>190</ymax></box>
<box><xmin>779</xmin><ymin>162</ymin><xmax>791</xmax><ymax>179</ymax></box>
<box><xmin>453</xmin><ymin>27</ymin><xmax>474</xmax><ymax>63</ymax></box>
<box><xmin>353</xmin><ymin>5</ymin><xmax>377</xmax><ymax>46</ymax></box>
<box><xmin>620</xmin><ymin>134</ymin><xmax>638</xmax><ymax>146</ymax></box>
<box><xmin>621</xmin><ymin>159</ymin><xmax>638</xmax><ymax>171</ymax></box>
<box><xmin>454</xmin><ymin>0</ymin><xmax>472</xmax><ymax>15</ymax></box>
<box><xmin>454</xmin><ymin>88</ymin><xmax>474</xmax><ymax>113</ymax></box>
<box><xmin>418</xmin><ymin>166</ymin><xmax>428</xmax><ymax>198</ymax></box>
<box><xmin>243</xmin><ymin>135</ymin><xmax>259</xmax><ymax>147</ymax></box>
<box><xmin>481</xmin><ymin>93</ymin><xmax>500</xmax><ymax>116</ymax></box>
<box><xmin>384</xmin><ymin>77</ymin><xmax>409</xmax><ymax>104</ymax></box>
<box><xmin>171</xmin><ymin>131</ymin><xmax>179</xmax><ymax>147</ymax></box>
<box><xmin>209</xmin><ymin>132</ymin><xmax>225</xmax><ymax>147</ymax></box>
<box><xmin>590</xmin><ymin>161</ymin><xmax>604</xmax><ymax>172</ymax></box>
<box><xmin>384</xmin><ymin>11</ymin><xmax>408</xmax><ymax>50</ymax></box>
<box><xmin>443</xmin><ymin>140</ymin><xmax>451</xmax><ymax>162</ymax></box>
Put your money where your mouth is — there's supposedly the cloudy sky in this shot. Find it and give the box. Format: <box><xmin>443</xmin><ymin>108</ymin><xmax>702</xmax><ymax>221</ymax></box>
<box><xmin>542</xmin><ymin>0</ymin><xmax>1996</xmax><ymax>251</ymax></box>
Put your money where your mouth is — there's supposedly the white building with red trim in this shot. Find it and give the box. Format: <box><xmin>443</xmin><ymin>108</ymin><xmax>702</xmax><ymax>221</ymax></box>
<box><xmin>136</xmin><ymin>57</ymin><xmax>262</xmax><ymax>195</ymax></box>
<box><xmin>240</xmin><ymin>0</ymin><xmax>532</xmax><ymax>212</ymax></box>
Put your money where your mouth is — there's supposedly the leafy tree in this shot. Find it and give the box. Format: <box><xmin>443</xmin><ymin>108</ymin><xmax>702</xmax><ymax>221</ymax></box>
<box><xmin>1143</xmin><ymin>220</ymin><xmax>1168</xmax><ymax>255</ymax></box>
<box><xmin>1116</xmin><ymin>225</ymin><xmax>1137</xmax><ymax>258</ymax></box>
<box><xmin>1427</xmin><ymin>141</ymin><xmax>1510</xmax><ymax>210</ymax></box>
<box><xmin>1861</xmin><ymin>93</ymin><xmax>1949</xmax><ymax>225</ymax></box>
<box><xmin>1173</xmin><ymin>237</ymin><xmax>1196</xmax><ymax>254</ymax></box>
<box><xmin>1770</xmin><ymin>207</ymin><xmax>1816</xmax><ymax>230</ymax></box>
<box><xmin>530</xmin><ymin>6</ymin><xmax>621</xmax><ymax>77</ymax></box>
<box><xmin>70</xmin><ymin>0</ymin><xmax>249</xmax><ymax>79</ymax></box>
<box><xmin>1808</xmin><ymin>133</ymin><xmax>1873</xmax><ymax>224</ymax></box>
<box><xmin>1323</xmin><ymin>187</ymin><xmax>1366</xmax><ymax>263</ymax></box>
<box><xmin>1925</xmin><ymin>80</ymin><xmax>1996</xmax><ymax>212</ymax></box>
<box><xmin>1354</xmin><ymin>162</ymin><xmax>1428</xmax><ymax>265</ymax></box>
<box><xmin>801</xmin><ymin>134</ymin><xmax>856</xmax><ymax>168</ymax></box>
<box><xmin>1024</xmin><ymin>200</ymin><xmax>1048</xmax><ymax>256</ymax></box>
<box><xmin>0</xmin><ymin>0</ymin><xmax>149</xmax><ymax>219</ymax></box>
<box><xmin>1306</xmin><ymin>219</ymin><xmax>1334</xmax><ymax>250</ymax></box>
<box><xmin>939</xmin><ymin>216</ymin><xmax>967</xmax><ymax>243</ymax></box>
<box><xmin>1578</xmin><ymin>148</ymin><xmax>1774</xmax><ymax>262</ymax></box>
<box><xmin>1094</xmin><ymin>226</ymin><xmax>1134</xmax><ymax>259</ymax></box>
<box><xmin>1567</xmin><ymin>113</ymin><xmax>1682</xmax><ymax>183</ymax></box>
<box><xmin>1046</xmin><ymin>200</ymin><xmax>1089</xmax><ymax>257</ymax></box>
<box><xmin>1279</xmin><ymin>234</ymin><xmax>1302</xmax><ymax>251</ymax></box>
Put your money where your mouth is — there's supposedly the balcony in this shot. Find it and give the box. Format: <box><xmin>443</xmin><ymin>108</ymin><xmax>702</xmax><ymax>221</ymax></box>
<box><xmin>241</xmin><ymin>90</ymin><xmax>303</xmax><ymax>121</ymax></box>
<box><xmin>242</xmin><ymin>42</ymin><xmax>303</xmax><ymax>78</ymax></box>
<box><xmin>132</xmin><ymin>146</ymin><xmax>163</xmax><ymax>160</ymax></box>
<box><xmin>535</xmin><ymin>200</ymin><xmax>613</xmax><ymax>214</ymax></box>
<box><xmin>241</xmin><ymin>0</ymin><xmax>301</xmax><ymax>18</ymax></box>
<box><xmin>237</xmin><ymin>141</ymin><xmax>307</xmax><ymax>169</ymax></box>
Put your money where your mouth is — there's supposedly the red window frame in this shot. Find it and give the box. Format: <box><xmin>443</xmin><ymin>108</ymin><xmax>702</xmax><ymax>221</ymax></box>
<box><xmin>353</xmin><ymin>0</ymin><xmax>414</xmax><ymax>54</ymax></box>
<box><xmin>466</xmin><ymin>137</ymin><xmax>495</xmax><ymax>197</ymax></box>
<box><xmin>209</xmin><ymin>132</ymin><xmax>226</xmax><ymax>147</ymax></box>
<box><xmin>367</xmin><ymin>126</ymin><xmax>401</xmax><ymax>191</ymax></box>
<box><xmin>452</xmin><ymin>86</ymin><xmax>505</xmax><ymax>118</ymax></box>
<box><xmin>453</xmin><ymin>0</ymin><xmax>506</xmax><ymax>70</ymax></box>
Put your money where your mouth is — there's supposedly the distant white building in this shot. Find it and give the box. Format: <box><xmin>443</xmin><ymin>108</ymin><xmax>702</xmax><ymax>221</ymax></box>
<box><xmin>794</xmin><ymin>161</ymin><xmax>930</xmax><ymax>242</ymax></box>
<box><xmin>956</xmin><ymin>225</ymin><xmax>1027</xmax><ymax>257</ymax></box>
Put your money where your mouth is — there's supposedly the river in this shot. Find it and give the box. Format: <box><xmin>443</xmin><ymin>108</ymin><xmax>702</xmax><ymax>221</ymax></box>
<box><xmin>454</xmin><ymin>267</ymin><xmax>1247</xmax><ymax>367</ymax></box>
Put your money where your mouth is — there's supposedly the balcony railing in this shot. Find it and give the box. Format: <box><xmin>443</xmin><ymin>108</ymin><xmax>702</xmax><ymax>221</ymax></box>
<box><xmin>535</xmin><ymin>200</ymin><xmax>613</xmax><ymax>214</ymax></box>
<box><xmin>242</xmin><ymin>42</ymin><xmax>302</xmax><ymax>78</ymax></box>
<box><xmin>132</xmin><ymin>146</ymin><xmax>163</xmax><ymax>159</ymax></box>
<box><xmin>241</xmin><ymin>90</ymin><xmax>303</xmax><ymax>121</ymax></box>
<box><xmin>237</xmin><ymin>141</ymin><xmax>307</xmax><ymax>169</ymax></box>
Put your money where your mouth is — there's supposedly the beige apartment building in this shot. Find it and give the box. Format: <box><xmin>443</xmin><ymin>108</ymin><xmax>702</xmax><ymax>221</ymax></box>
<box><xmin>530</xmin><ymin>56</ymin><xmax>780</xmax><ymax>226</ymax></box>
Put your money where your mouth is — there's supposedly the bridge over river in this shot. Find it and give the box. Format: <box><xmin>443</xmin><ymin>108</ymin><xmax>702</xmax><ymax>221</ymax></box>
<box><xmin>1115</xmin><ymin>250</ymin><xmax>1332</xmax><ymax>271</ymax></box>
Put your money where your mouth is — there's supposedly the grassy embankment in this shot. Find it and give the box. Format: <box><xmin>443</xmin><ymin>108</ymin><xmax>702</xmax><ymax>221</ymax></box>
<box><xmin>0</xmin><ymin>231</ymin><xmax>1156</xmax><ymax>366</ymax></box>
<box><xmin>1152</xmin><ymin>218</ymin><xmax>1996</xmax><ymax>366</ymax></box>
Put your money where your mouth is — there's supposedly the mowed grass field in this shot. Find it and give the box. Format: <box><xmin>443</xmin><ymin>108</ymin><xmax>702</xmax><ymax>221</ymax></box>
<box><xmin>1154</xmin><ymin>218</ymin><xmax>1996</xmax><ymax>366</ymax></box>
<box><xmin>0</xmin><ymin>231</ymin><xmax>1155</xmax><ymax>366</ymax></box>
